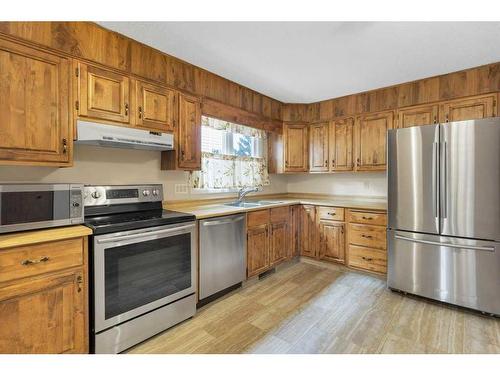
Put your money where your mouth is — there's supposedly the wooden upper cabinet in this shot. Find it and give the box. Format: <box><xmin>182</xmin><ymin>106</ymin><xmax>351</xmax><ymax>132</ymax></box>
<box><xmin>284</xmin><ymin>123</ymin><xmax>308</xmax><ymax>172</ymax></box>
<box><xmin>439</xmin><ymin>93</ymin><xmax>497</xmax><ymax>123</ymax></box>
<box><xmin>0</xmin><ymin>270</ymin><xmax>86</xmax><ymax>354</ymax></box>
<box><xmin>309</xmin><ymin>122</ymin><xmax>329</xmax><ymax>172</ymax></box>
<box><xmin>177</xmin><ymin>93</ymin><xmax>201</xmax><ymax>170</ymax></box>
<box><xmin>247</xmin><ymin>224</ymin><xmax>269</xmax><ymax>277</ymax></box>
<box><xmin>0</xmin><ymin>39</ymin><xmax>70</xmax><ymax>165</ymax></box>
<box><xmin>355</xmin><ymin>110</ymin><xmax>394</xmax><ymax>171</ymax></box>
<box><xmin>267</xmin><ymin>132</ymin><xmax>284</xmax><ymax>174</ymax></box>
<box><xmin>330</xmin><ymin>117</ymin><xmax>354</xmax><ymax>171</ymax></box>
<box><xmin>397</xmin><ymin>104</ymin><xmax>438</xmax><ymax>128</ymax></box>
<box><xmin>76</xmin><ymin>62</ymin><xmax>130</xmax><ymax>124</ymax></box>
<box><xmin>134</xmin><ymin>80</ymin><xmax>175</xmax><ymax>132</ymax></box>
<box><xmin>318</xmin><ymin>220</ymin><xmax>345</xmax><ymax>264</ymax></box>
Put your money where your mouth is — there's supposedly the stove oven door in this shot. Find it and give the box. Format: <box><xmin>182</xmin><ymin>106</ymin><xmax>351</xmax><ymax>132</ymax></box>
<box><xmin>93</xmin><ymin>222</ymin><xmax>196</xmax><ymax>332</ymax></box>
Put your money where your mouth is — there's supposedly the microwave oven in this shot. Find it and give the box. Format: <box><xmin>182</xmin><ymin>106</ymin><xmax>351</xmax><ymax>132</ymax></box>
<box><xmin>0</xmin><ymin>184</ymin><xmax>84</xmax><ymax>234</ymax></box>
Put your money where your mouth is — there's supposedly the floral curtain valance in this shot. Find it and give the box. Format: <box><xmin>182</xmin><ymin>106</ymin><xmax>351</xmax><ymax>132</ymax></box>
<box><xmin>191</xmin><ymin>117</ymin><xmax>270</xmax><ymax>190</ymax></box>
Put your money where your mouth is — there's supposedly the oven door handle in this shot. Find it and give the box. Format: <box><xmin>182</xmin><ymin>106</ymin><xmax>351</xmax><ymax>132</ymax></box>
<box><xmin>96</xmin><ymin>223</ymin><xmax>195</xmax><ymax>244</ymax></box>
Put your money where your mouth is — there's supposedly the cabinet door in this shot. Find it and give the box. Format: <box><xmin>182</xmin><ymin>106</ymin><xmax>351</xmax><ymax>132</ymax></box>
<box><xmin>300</xmin><ymin>205</ymin><xmax>316</xmax><ymax>258</ymax></box>
<box><xmin>0</xmin><ymin>270</ymin><xmax>86</xmax><ymax>354</ymax></box>
<box><xmin>247</xmin><ymin>224</ymin><xmax>269</xmax><ymax>277</ymax></box>
<box><xmin>77</xmin><ymin>62</ymin><xmax>130</xmax><ymax>124</ymax></box>
<box><xmin>177</xmin><ymin>93</ymin><xmax>201</xmax><ymax>170</ymax></box>
<box><xmin>397</xmin><ymin>104</ymin><xmax>438</xmax><ymax>128</ymax></box>
<box><xmin>289</xmin><ymin>205</ymin><xmax>300</xmax><ymax>258</ymax></box>
<box><xmin>135</xmin><ymin>80</ymin><xmax>175</xmax><ymax>132</ymax></box>
<box><xmin>440</xmin><ymin>94</ymin><xmax>497</xmax><ymax>123</ymax></box>
<box><xmin>284</xmin><ymin>123</ymin><xmax>308</xmax><ymax>172</ymax></box>
<box><xmin>331</xmin><ymin>117</ymin><xmax>354</xmax><ymax>171</ymax></box>
<box><xmin>319</xmin><ymin>220</ymin><xmax>345</xmax><ymax>263</ymax></box>
<box><xmin>309</xmin><ymin>122</ymin><xmax>329</xmax><ymax>172</ymax></box>
<box><xmin>0</xmin><ymin>39</ymin><xmax>70</xmax><ymax>165</ymax></box>
<box><xmin>270</xmin><ymin>222</ymin><xmax>288</xmax><ymax>266</ymax></box>
<box><xmin>267</xmin><ymin>132</ymin><xmax>284</xmax><ymax>174</ymax></box>
<box><xmin>355</xmin><ymin>111</ymin><xmax>394</xmax><ymax>171</ymax></box>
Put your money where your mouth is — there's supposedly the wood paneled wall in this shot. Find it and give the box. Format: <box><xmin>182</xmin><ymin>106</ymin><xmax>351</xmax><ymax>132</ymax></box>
<box><xmin>0</xmin><ymin>21</ymin><xmax>283</xmax><ymax>124</ymax></box>
<box><xmin>283</xmin><ymin>62</ymin><xmax>500</xmax><ymax>122</ymax></box>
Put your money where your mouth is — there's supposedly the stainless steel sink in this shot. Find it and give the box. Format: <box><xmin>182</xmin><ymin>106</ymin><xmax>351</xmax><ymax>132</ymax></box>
<box><xmin>223</xmin><ymin>200</ymin><xmax>284</xmax><ymax>208</ymax></box>
<box><xmin>223</xmin><ymin>202</ymin><xmax>261</xmax><ymax>208</ymax></box>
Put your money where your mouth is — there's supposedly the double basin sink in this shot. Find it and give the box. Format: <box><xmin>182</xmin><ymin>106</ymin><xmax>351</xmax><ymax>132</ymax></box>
<box><xmin>223</xmin><ymin>200</ymin><xmax>284</xmax><ymax>208</ymax></box>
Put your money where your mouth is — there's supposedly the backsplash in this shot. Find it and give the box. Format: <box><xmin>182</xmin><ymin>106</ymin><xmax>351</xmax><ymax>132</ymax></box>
<box><xmin>0</xmin><ymin>145</ymin><xmax>288</xmax><ymax>201</ymax></box>
<box><xmin>0</xmin><ymin>145</ymin><xmax>386</xmax><ymax>200</ymax></box>
<box><xmin>286</xmin><ymin>172</ymin><xmax>387</xmax><ymax>198</ymax></box>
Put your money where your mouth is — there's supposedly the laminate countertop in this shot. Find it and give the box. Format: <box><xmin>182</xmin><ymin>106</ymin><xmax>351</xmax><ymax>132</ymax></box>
<box><xmin>0</xmin><ymin>225</ymin><xmax>93</xmax><ymax>250</ymax></box>
<box><xmin>164</xmin><ymin>194</ymin><xmax>387</xmax><ymax>220</ymax></box>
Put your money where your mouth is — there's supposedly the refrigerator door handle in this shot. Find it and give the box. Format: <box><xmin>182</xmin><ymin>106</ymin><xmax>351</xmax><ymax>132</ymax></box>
<box><xmin>441</xmin><ymin>141</ymin><xmax>447</xmax><ymax>218</ymax></box>
<box><xmin>394</xmin><ymin>234</ymin><xmax>495</xmax><ymax>252</ymax></box>
<box><xmin>432</xmin><ymin>141</ymin><xmax>439</xmax><ymax>219</ymax></box>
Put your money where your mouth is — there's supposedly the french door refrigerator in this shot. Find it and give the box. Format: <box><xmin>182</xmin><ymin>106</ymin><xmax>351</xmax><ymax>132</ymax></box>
<box><xmin>387</xmin><ymin>117</ymin><xmax>500</xmax><ymax>315</ymax></box>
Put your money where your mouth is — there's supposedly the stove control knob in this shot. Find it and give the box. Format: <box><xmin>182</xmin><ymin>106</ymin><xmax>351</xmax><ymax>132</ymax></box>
<box><xmin>142</xmin><ymin>190</ymin><xmax>150</xmax><ymax>197</ymax></box>
<box><xmin>152</xmin><ymin>189</ymin><xmax>159</xmax><ymax>196</ymax></box>
<box><xmin>91</xmin><ymin>191</ymin><xmax>101</xmax><ymax>199</ymax></box>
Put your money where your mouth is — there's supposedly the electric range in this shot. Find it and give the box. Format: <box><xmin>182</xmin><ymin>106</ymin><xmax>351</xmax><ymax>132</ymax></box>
<box><xmin>83</xmin><ymin>184</ymin><xmax>197</xmax><ymax>354</ymax></box>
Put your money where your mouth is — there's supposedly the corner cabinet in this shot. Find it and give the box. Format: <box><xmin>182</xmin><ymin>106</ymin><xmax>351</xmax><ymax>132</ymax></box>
<box><xmin>0</xmin><ymin>38</ymin><xmax>71</xmax><ymax>166</ymax></box>
<box><xmin>355</xmin><ymin>110</ymin><xmax>394</xmax><ymax>171</ymax></box>
<box><xmin>330</xmin><ymin>117</ymin><xmax>355</xmax><ymax>171</ymax></box>
<box><xmin>309</xmin><ymin>122</ymin><xmax>330</xmax><ymax>172</ymax></box>
<box><xmin>161</xmin><ymin>93</ymin><xmax>202</xmax><ymax>171</ymax></box>
<box><xmin>283</xmin><ymin>123</ymin><xmax>308</xmax><ymax>172</ymax></box>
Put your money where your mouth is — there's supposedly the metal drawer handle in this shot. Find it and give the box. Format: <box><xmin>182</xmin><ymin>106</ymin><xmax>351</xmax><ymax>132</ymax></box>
<box><xmin>361</xmin><ymin>256</ymin><xmax>373</xmax><ymax>261</ymax></box>
<box><xmin>328</xmin><ymin>212</ymin><xmax>336</xmax><ymax>216</ymax></box>
<box><xmin>21</xmin><ymin>256</ymin><xmax>50</xmax><ymax>266</ymax></box>
<box><xmin>394</xmin><ymin>234</ymin><xmax>495</xmax><ymax>252</ymax></box>
<box><xmin>361</xmin><ymin>234</ymin><xmax>373</xmax><ymax>239</ymax></box>
<box><xmin>362</xmin><ymin>216</ymin><xmax>373</xmax><ymax>220</ymax></box>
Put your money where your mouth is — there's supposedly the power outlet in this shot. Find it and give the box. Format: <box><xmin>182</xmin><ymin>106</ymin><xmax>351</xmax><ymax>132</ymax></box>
<box><xmin>174</xmin><ymin>184</ymin><xmax>188</xmax><ymax>194</ymax></box>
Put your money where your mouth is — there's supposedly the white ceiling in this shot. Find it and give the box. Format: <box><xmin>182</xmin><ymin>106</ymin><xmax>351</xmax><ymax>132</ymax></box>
<box><xmin>99</xmin><ymin>22</ymin><xmax>500</xmax><ymax>103</ymax></box>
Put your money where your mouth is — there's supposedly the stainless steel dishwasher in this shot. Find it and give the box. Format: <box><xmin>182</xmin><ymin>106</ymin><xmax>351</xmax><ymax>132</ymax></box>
<box><xmin>199</xmin><ymin>214</ymin><xmax>246</xmax><ymax>301</ymax></box>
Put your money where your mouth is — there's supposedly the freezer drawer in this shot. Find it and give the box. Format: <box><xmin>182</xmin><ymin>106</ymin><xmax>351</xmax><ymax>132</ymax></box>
<box><xmin>388</xmin><ymin>229</ymin><xmax>500</xmax><ymax>315</ymax></box>
<box><xmin>199</xmin><ymin>214</ymin><xmax>246</xmax><ymax>300</ymax></box>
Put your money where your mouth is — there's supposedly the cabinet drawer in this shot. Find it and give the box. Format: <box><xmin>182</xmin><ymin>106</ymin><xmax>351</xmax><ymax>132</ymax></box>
<box><xmin>0</xmin><ymin>238</ymin><xmax>84</xmax><ymax>283</ymax></box>
<box><xmin>348</xmin><ymin>224</ymin><xmax>386</xmax><ymax>249</ymax></box>
<box><xmin>247</xmin><ymin>209</ymin><xmax>270</xmax><ymax>227</ymax></box>
<box><xmin>348</xmin><ymin>210</ymin><xmax>387</xmax><ymax>226</ymax></box>
<box><xmin>348</xmin><ymin>245</ymin><xmax>387</xmax><ymax>274</ymax></box>
<box><xmin>270</xmin><ymin>206</ymin><xmax>289</xmax><ymax>224</ymax></box>
<box><xmin>317</xmin><ymin>206</ymin><xmax>345</xmax><ymax>221</ymax></box>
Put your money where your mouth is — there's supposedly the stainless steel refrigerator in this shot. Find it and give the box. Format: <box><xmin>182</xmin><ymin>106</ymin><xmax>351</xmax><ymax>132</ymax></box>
<box><xmin>387</xmin><ymin>117</ymin><xmax>500</xmax><ymax>315</ymax></box>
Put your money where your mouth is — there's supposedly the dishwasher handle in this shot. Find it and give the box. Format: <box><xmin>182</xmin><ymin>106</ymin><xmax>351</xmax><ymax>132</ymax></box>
<box><xmin>202</xmin><ymin>215</ymin><xmax>245</xmax><ymax>226</ymax></box>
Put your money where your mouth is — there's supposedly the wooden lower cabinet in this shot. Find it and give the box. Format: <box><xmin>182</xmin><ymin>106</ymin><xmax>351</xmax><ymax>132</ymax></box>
<box><xmin>0</xmin><ymin>231</ymin><xmax>89</xmax><ymax>354</ymax></box>
<box><xmin>269</xmin><ymin>221</ymin><xmax>288</xmax><ymax>266</ymax></box>
<box><xmin>247</xmin><ymin>207</ymin><xmax>292</xmax><ymax>277</ymax></box>
<box><xmin>299</xmin><ymin>205</ymin><xmax>316</xmax><ymax>258</ymax></box>
<box><xmin>247</xmin><ymin>224</ymin><xmax>269</xmax><ymax>277</ymax></box>
<box><xmin>318</xmin><ymin>220</ymin><xmax>345</xmax><ymax>263</ymax></box>
<box><xmin>347</xmin><ymin>209</ymin><xmax>387</xmax><ymax>274</ymax></box>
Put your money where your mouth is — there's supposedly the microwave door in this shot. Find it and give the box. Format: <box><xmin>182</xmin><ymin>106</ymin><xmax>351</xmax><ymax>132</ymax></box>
<box><xmin>440</xmin><ymin>119</ymin><xmax>500</xmax><ymax>241</ymax></box>
<box><xmin>388</xmin><ymin>124</ymin><xmax>440</xmax><ymax>234</ymax></box>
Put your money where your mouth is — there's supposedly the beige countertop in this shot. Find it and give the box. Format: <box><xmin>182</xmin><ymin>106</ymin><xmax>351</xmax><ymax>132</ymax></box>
<box><xmin>164</xmin><ymin>194</ymin><xmax>387</xmax><ymax>219</ymax></box>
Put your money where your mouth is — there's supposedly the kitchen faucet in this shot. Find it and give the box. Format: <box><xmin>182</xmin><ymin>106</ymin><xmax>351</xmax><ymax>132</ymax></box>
<box><xmin>236</xmin><ymin>187</ymin><xmax>261</xmax><ymax>203</ymax></box>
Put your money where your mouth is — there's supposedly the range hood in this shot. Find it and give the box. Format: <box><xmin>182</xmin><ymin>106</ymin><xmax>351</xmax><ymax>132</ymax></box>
<box><xmin>75</xmin><ymin>120</ymin><xmax>174</xmax><ymax>151</ymax></box>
